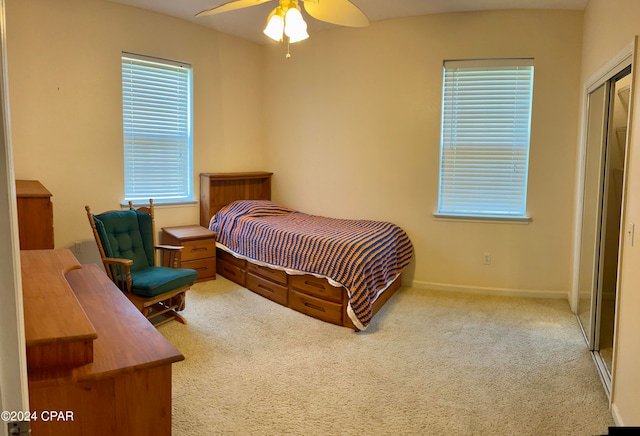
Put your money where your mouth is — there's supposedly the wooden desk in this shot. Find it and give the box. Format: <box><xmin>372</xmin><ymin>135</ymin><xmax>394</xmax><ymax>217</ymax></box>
<box><xmin>22</xmin><ymin>250</ymin><xmax>184</xmax><ymax>435</ymax></box>
<box><xmin>21</xmin><ymin>250</ymin><xmax>97</xmax><ymax>369</ymax></box>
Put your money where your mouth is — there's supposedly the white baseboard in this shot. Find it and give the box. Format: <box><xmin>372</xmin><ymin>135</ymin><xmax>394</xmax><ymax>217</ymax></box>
<box><xmin>409</xmin><ymin>280</ymin><xmax>568</xmax><ymax>299</ymax></box>
<box><xmin>611</xmin><ymin>402</ymin><xmax>624</xmax><ymax>427</ymax></box>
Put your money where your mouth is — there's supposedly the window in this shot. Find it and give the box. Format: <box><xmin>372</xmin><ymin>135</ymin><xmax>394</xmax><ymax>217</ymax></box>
<box><xmin>436</xmin><ymin>59</ymin><xmax>534</xmax><ymax>219</ymax></box>
<box><xmin>121</xmin><ymin>53</ymin><xmax>193</xmax><ymax>204</ymax></box>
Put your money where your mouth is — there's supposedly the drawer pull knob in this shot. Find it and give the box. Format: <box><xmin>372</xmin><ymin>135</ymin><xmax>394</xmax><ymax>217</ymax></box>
<box><xmin>191</xmin><ymin>247</ymin><xmax>208</xmax><ymax>252</ymax></box>
<box><xmin>303</xmin><ymin>301</ymin><xmax>325</xmax><ymax>312</ymax></box>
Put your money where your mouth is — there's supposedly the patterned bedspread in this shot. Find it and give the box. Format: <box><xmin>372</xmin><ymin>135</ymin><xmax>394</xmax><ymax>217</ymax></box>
<box><xmin>209</xmin><ymin>200</ymin><xmax>413</xmax><ymax>329</ymax></box>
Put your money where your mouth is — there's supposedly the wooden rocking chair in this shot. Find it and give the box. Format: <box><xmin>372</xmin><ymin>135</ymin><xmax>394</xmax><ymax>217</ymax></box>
<box><xmin>85</xmin><ymin>199</ymin><xmax>198</xmax><ymax>326</ymax></box>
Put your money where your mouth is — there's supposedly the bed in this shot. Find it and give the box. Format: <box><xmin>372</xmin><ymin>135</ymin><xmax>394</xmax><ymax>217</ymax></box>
<box><xmin>200</xmin><ymin>172</ymin><xmax>413</xmax><ymax>330</ymax></box>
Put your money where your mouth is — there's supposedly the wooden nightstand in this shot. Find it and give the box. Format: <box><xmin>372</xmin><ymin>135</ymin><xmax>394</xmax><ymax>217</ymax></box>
<box><xmin>161</xmin><ymin>225</ymin><xmax>216</xmax><ymax>282</ymax></box>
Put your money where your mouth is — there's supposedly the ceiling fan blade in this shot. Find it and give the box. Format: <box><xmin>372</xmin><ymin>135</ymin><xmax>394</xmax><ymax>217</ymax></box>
<box><xmin>302</xmin><ymin>0</ymin><xmax>369</xmax><ymax>27</ymax></box>
<box><xmin>196</xmin><ymin>0</ymin><xmax>273</xmax><ymax>17</ymax></box>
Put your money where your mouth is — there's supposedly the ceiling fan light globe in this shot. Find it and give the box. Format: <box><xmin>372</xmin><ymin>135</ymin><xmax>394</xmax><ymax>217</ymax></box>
<box><xmin>287</xmin><ymin>29</ymin><xmax>309</xmax><ymax>43</ymax></box>
<box><xmin>284</xmin><ymin>7</ymin><xmax>308</xmax><ymax>43</ymax></box>
<box><xmin>263</xmin><ymin>9</ymin><xmax>285</xmax><ymax>42</ymax></box>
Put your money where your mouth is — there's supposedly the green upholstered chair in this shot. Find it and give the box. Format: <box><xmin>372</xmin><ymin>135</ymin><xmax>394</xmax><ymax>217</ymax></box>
<box><xmin>85</xmin><ymin>199</ymin><xmax>198</xmax><ymax>326</ymax></box>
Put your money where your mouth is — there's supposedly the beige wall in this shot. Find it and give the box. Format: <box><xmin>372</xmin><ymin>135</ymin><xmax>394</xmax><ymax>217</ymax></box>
<box><xmin>581</xmin><ymin>0</ymin><xmax>640</xmax><ymax>426</ymax></box>
<box><xmin>5</xmin><ymin>0</ymin><xmax>265</xmax><ymax>264</ymax></box>
<box><xmin>264</xmin><ymin>10</ymin><xmax>583</xmax><ymax>296</ymax></box>
<box><xmin>5</xmin><ymin>3</ymin><xmax>584</xmax><ymax>295</ymax></box>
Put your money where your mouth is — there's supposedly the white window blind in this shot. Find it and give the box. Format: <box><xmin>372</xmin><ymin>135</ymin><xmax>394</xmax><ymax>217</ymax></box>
<box><xmin>122</xmin><ymin>53</ymin><xmax>193</xmax><ymax>204</ymax></box>
<box><xmin>437</xmin><ymin>59</ymin><xmax>534</xmax><ymax>218</ymax></box>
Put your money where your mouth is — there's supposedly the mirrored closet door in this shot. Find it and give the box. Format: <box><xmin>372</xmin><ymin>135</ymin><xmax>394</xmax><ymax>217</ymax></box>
<box><xmin>576</xmin><ymin>58</ymin><xmax>631</xmax><ymax>396</ymax></box>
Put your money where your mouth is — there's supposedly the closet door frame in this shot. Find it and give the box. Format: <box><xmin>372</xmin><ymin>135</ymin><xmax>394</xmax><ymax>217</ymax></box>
<box><xmin>572</xmin><ymin>39</ymin><xmax>635</xmax><ymax>400</ymax></box>
<box><xmin>573</xmin><ymin>41</ymin><xmax>634</xmax><ymax>315</ymax></box>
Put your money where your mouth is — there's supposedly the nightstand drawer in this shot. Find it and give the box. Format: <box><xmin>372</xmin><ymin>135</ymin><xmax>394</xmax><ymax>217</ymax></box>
<box><xmin>180</xmin><ymin>238</ymin><xmax>216</xmax><ymax>262</ymax></box>
<box><xmin>182</xmin><ymin>258</ymin><xmax>216</xmax><ymax>281</ymax></box>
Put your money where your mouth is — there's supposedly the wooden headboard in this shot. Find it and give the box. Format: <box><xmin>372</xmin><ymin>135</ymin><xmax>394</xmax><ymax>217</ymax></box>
<box><xmin>199</xmin><ymin>172</ymin><xmax>273</xmax><ymax>227</ymax></box>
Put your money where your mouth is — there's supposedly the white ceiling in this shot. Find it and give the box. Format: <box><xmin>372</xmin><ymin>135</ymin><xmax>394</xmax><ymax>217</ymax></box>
<box><xmin>108</xmin><ymin>0</ymin><xmax>589</xmax><ymax>44</ymax></box>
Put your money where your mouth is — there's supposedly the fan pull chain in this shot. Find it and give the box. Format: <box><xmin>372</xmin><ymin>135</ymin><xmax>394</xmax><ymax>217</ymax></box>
<box><xmin>286</xmin><ymin>41</ymin><xmax>292</xmax><ymax>59</ymax></box>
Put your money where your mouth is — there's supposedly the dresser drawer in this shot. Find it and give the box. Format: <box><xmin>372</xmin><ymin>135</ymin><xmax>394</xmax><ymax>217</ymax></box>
<box><xmin>180</xmin><ymin>238</ymin><xmax>216</xmax><ymax>262</ymax></box>
<box><xmin>289</xmin><ymin>275</ymin><xmax>343</xmax><ymax>303</ymax></box>
<box><xmin>182</xmin><ymin>258</ymin><xmax>216</xmax><ymax>281</ymax></box>
<box><xmin>247</xmin><ymin>272</ymin><xmax>288</xmax><ymax>306</ymax></box>
<box><xmin>289</xmin><ymin>289</ymin><xmax>342</xmax><ymax>325</ymax></box>
<box><xmin>217</xmin><ymin>258</ymin><xmax>245</xmax><ymax>286</ymax></box>
<box><xmin>247</xmin><ymin>262</ymin><xmax>287</xmax><ymax>286</ymax></box>
<box><xmin>217</xmin><ymin>248</ymin><xmax>246</xmax><ymax>268</ymax></box>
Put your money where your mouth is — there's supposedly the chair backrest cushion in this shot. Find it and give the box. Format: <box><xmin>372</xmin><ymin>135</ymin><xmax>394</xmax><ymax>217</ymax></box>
<box><xmin>93</xmin><ymin>209</ymin><xmax>154</xmax><ymax>272</ymax></box>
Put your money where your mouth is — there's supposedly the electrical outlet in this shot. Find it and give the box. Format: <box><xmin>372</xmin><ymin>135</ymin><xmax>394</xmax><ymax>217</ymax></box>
<box><xmin>75</xmin><ymin>241</ymin><xmax>82</xmax><ymax>253</ymax></box>
<box><xmin>627</xmin><ymin>222</ymin><xmax>635</xmax><ymax>246</ymax></box>
<box><xmin>482</xmin><ymin>252</ymin><xmax>491</xmax><ymax>265</ymax></box>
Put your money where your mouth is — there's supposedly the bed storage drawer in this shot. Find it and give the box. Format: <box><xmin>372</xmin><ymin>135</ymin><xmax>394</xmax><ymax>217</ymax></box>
<box><xmin>289</xmin><ymin>275</ymin><xmax>343</xmax><ymax>303</ymax></box>
<box><xmin>247</xmin><ymin>272</ymin><xmax>288</xmax><ymax>306</ymax></box>
<box><xmin>217</xmin><ymin>249</ymin><xmax>246</xmax><ymax>268</ymax></box>
<box><xmin>289</xmin><ymin>289</ymin><xmax>342</xmax><ymax>325</ymax></box>
<box><xmin>247</xmin><ymin>263</ymin><xmax>287</xmax><ymax>285</ymax></box>
<box><xmin>217</xmin><ymin>258</ymin><xmax>245</xmax><ymax>286</ymax></box>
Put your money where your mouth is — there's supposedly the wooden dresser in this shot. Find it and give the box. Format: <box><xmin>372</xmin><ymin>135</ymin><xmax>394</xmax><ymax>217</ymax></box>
<box><xmin>16</xmin><ymin>180</ymin><xmax>54</xmax><ymax>249</ymax></box>
<box><xmin>21</xmin><ymin>249</ymin><xmax>184</xmax><ymax>435</ymax></box>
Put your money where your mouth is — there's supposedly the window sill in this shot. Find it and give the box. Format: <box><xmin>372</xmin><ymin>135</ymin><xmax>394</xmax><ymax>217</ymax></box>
<box><xmin>122</xmin><ymin>200</ymin><xmax>197</xmax><ymax>208</ymax></box>
<box><xmin>433</xmin><ymin>213</ymin><xmax>532</xmax><ymax>224</ymax></box>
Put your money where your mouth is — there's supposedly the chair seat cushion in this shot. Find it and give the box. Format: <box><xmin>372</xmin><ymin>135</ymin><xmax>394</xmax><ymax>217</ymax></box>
<box><xmin>130</xmin><ymin>266</ymin><xmax>198</xmax><ymax>298</ymax></box>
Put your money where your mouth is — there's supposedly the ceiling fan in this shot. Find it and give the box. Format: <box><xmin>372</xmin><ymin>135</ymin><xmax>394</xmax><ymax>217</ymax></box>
<box><xmin>196</xmin><ymin>0</ymin><xmax>369</xmax><ymax>44</ymax></box>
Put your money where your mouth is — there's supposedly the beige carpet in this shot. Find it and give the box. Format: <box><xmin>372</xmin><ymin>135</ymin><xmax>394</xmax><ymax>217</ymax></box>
<box><xmin>159</xmin><ymin>277</ymin><xmax>614</xmax><ymax>436</ymax></box>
